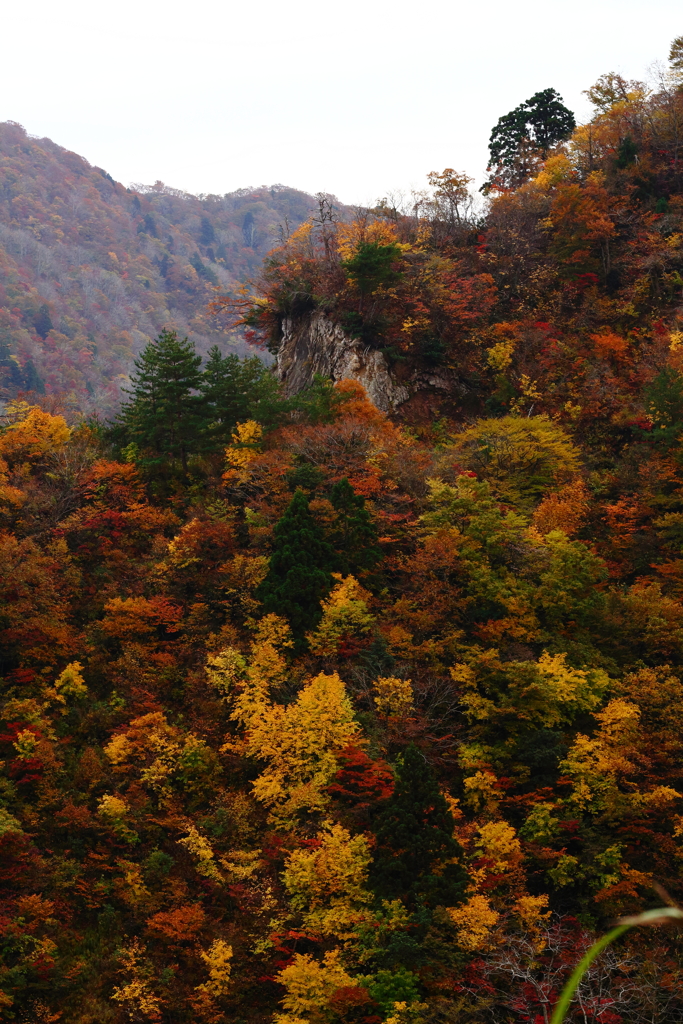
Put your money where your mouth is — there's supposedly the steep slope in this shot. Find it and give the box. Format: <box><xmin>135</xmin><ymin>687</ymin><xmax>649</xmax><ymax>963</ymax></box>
<box><xmin>0</xmin><ymin>121</ymin><xmax>322</xmax><ymax>416</ymax></box>
<box><xmin>239</xmin><ymin>72</ymin><xmax>683</xmax><ymax>434</ymax></box>
<box><xmin>4</xmin><ymin>41</ymin><xmax>683</xmax><ymax>1024</ymax></box>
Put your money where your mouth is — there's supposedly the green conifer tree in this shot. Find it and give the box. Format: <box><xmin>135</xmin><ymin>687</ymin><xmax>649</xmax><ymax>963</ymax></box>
<box><xmin>199</xmin><ymin>216</ymin><xmax>216</xmax><ymax>245</ymax></box>
<box><xmin>369</xmin><ymin>744</ymin><xmax>467</xmax><ymax>908</ymax></box>
<box><xmin>189</xmin><ymin>251</ymin><xmax>218</xmax><ymax>284</ymax></box>
<box><xmin>292</xmin><ymin>374</ymin><xmax>348</xmax><ymax>424</ymax></box>
<box><xmin>256</xmin><ymin>489</ymin><xmax>335</xmax><ymax>643</ymax></box>
<box><xmin>120</xmin><ymin>329</ymin><xmax>205</xmax><ymax>473</ymax></box>
<box><xmin>485</xmin><ymin>87</ymin><xmax>575</xmax><ymax>190</ymax></box>
<box><xmin>342</xmin><ymin>241</ymin><xmax>403</xmax><ymax>295</ymax></box>
<box><xmin>643</xmin><ymin>366</ymin><xmax>683</xmax><ymax>449</ymax></box>
<box><xmin>329</xmin><ymin>477</ymin><xmax>382</xmax><ymax>575</ymax></box>
<box><xmin>200</xmin><ymin>348</ymin><xmax>283</xmax><ymax>446</ymax></box>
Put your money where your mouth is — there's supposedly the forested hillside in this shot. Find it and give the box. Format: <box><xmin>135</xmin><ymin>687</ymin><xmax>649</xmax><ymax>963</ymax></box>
<box><xmin>0</xmin><ymin>121</ymin><xmax>320</xmax><ymax>416</ymax></box>
<box><xmin>3</xmin><ymin>36</ymin><xmax>683</xmax><ymax>1024</ymax></box>
<box><xmin>230</xmin><ymin>66</ymin><xmax>683</xmax><ymax>435</ymax></box>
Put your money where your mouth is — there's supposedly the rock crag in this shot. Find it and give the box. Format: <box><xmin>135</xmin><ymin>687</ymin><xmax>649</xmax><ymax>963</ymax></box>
<box><xmin>276</xmin><ymin>312</ymin><xmax>463</xmax><ymax>416</ymax></box>
<box><xmin>276</xmin><ymin>312</ymin><xmax>407</xmax><ymax>412</ymax></box>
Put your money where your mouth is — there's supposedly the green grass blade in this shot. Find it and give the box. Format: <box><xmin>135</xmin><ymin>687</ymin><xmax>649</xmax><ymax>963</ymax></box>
<box><xmin>549</xmin><ymin>924</ymin><xmax>630</xmax><ymax>1024</ymax></box>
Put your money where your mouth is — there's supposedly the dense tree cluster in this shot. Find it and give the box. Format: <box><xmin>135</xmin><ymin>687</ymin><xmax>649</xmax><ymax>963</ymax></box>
<box><xmin>115</xmin><ymin>328</ymin><xmax>352</xmax><ymax>488</ymax></box>
<box><xmin>2</xmin><ymin>359</ymin><xmax>683</xmax><ymax>1020</ymax></box>
<box><xmin>3</xmin><ymin>35</ymin><xmax>683</xmax><ymax>1024</ymax></box>
<box><xmin>222</xmin><ymin>40</ymin><xmax>683</xmax><ymax>432</ymax></box>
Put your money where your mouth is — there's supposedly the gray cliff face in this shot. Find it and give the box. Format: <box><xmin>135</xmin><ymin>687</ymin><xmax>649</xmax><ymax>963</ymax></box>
<box><xmin>276</xmin><ymin>313</ymin><xmax>408</xmax><ymax>413</ymax></box>
<box><xmin>276</xmin><ymin>312</ymin><xmax>461</xmax><ymax>415</ymax></box>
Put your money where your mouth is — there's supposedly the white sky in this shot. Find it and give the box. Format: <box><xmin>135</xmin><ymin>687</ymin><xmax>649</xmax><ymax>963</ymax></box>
<box><xmin>2</xmin><ymin>0</ymin><xmax>682</xmax><ymax>206</ymax></box>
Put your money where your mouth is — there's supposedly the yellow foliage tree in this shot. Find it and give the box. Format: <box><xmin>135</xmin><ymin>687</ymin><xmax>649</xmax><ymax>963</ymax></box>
<box><xmin>213</xmin><ymin>615</ymin><xmax>294</xmax><ymax>731</ymax></box>
<box><xmin>446</xmin><ymin>894</ymin><xmax>500</xmax><ymax>951</ymax></box>
<box><xmin>282</xmin><ymin>821</ymin><xmax>372</xmax><ymax>938</ymax></box>
<box><xmin>561</xmin><ymin>698</ymin><xmax>641</xmax><ymax>813</ymax></box>
<box><xmin>336</xmin><ymin>217</ymin><xmax>403</xmax><ymax>261</ymax></box>
<box><xmin>213</xmin><ymin>623</ymin><xmax>357</xmax><ymax>826</ymax></box>
<box><xmin>0</xmin><ymin>403</ymin><xmax>70</xmax><ymax>465</ymax></box>
<box><xmin>275</xmin><ymin>949</ymin><xmax>354</xmax><ymax>1021</ymax></box>
<box><xmin>196</xmin><ymin>939</ymin><xmax>233</xmax><ymax>998</ymax></box>
<box><xmin>13</xmin><ymin>730</ymin><xmax>38</xmax><ymax>758</ymax></box>
<box><xmin>0</xmin><ymin>807</ymin><xmax>23</xmax><ymax>837</ymax></box>
<box><xmin>205</xmin><ymin>647</ymin><xmax>247</xmax><ymax>703</ymax></box>
<box><xmin>476</xmin><ymin>820</ymin><xmax>522</xmax><ymax>873</ymax></box>
<box><xmin>178</xmin><ymin>824</ymin><xmax>224</xmax><ymax>883</ymax></box>
<box><xmin>560</xmin><ymin>698</ymin><xmax>681</xmax><ymax>824</ymax></box>
<box><xmin>97</xmin><ymin>793</ymin><xmax>139</xmax><ymax>843</ymax></box>
<box><xmin>487</xmin><ymin>337</ymin><xmax>515</xmax><ymax>371</ymax></box>
<box><xmin>111</xmin><ymin>939</ymin><xmax>162</xmax><ymax>1021</ymax></box>
<box><xmin>513</xmin><ymin>894</ymin><xmax>551</xmax><ymax>935</ymax></box>
<box><xmin>113</xmin><ymin>859</ymin><xmax>151</xmax><ymax>907</ymax></box>
<box><xmin>98</xmin><ymin>794</ymin><xmax>129</xmax><ymax>820</ymax></box>
<box><xmin>462</xmin><ymin>769</ymin><xmax>501</xmax><ymax>815</ymax></box>
<box><xmin>384</xmin><ymin>1001</ymin><xmax>430</xmax><ymax>1024</ymax></box>
<box><xmin>449</xmin><ymin>415</ymin><xmax>581</xmax><ymax>503</ymax></box>
<box><xmin>452</xmin><ymin>649</ymin><xmax>609</xmax><ymax>732</ymax></box>
<box><xmin>241</xmin><ymin>671</ymin><xmax>360</xmax><ymax>824</ymax></box>
<box><xmin>48</xmin><ymin>661</ymin><xmax>88</xmax><ymax>707</ymax></box>
<box><xmin>307</xmin><ymin>575</ymin><xmax>374</xmax><ymax>656</ymax></box>
<box><xmin>373</xmin><ymin>676</ymin><xmax>414</xmax><ymax>717</ymax></box>
<box><xmin>224</xmin><ymin>420</ymin><xmax>263</xmax><ymax>483</ymax></box>
<box><xmin>103</xmin><ymin>712</ymin><xmax>217</xmax><ymax>801</ymax></box>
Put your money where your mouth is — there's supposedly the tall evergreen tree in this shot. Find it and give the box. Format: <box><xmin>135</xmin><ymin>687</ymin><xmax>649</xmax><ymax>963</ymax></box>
<box><xmin>523</xmin><ymin>88</ymin><xmax>576</xmax><ymax>154</ymax></box>
<box><xmin>329</xmin><ymin>477</ymin><xmax>382</xmax><ymax>575</ymax></box>
<box><xmin>342</xmin><ymin>241</ymin><xmax>403</xmax><ymax>296</ymax></box>
<box><xmin>200</xmin><ymin>348</ymin><xmax>282</xmax><ymax>445</ymax></box>
<box><xmin>199</xmin><ymin>215</ymin><xmax>216</xmax><ymax>245</ymax></box>
<box><xmin>256</xmin><ymin>489</ymin><xmax>335</xmax><ymax>643</ymax></box>
<box><xmin>291</xmin><ymin>374</ymin><xmax>348</xmax><ymax>424</ymax></box>
<box><xmin>189</xmin><ymin>252</ymin><xmax>218</xmax><ymax>284</ymax></box>
<box><xmin>642</xmin><ymin>366</ymin><xmax>683</xmax><ymax>449</ymax></box>
<box><xmin>489</xmin><ymin>88</ymin><xmax>575</xmax><ymax>167</ymax></box>
<box><xmin>33</xmin><ymin>304</ymin><xmax>54</xmax><ymax>340</ymax></box>
<box><xmin>120</xmin><ymin>329</ymin><xmax>205</xmax><ymax>472</ymax></box>
<box><xmin>369</xmin><ymin>745</ymin><xmax>467</xmax><ymax>908</ymax></box>
<box><xmin>485</xmin><ymin>87</ymin><xmax>575</xmax><ymax>190</ymax></box>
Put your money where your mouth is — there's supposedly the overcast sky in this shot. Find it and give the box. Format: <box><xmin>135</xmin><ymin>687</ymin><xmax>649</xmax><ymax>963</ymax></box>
<box><xmin>3</xmin><ymin>1</ymin><xmax>682</xmax><ymax>205</ymax></box>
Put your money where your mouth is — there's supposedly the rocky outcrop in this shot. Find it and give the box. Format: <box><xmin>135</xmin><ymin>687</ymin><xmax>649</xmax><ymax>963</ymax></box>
<box><xmin>276</xmin><ymin>313</ymin><xmax>409</xmax><ymax>413</ymax></box>
<box><xmin>276</xmin><ymin>312</ymin><xmax>466</xmax><ymax>416</ymax></box>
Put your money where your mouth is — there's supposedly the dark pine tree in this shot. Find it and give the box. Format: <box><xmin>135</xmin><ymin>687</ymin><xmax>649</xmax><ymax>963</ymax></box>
<box><xmin>201</xmin><ymin>348</ymin><xmax>252</xmax><ymax>447</ymax></box>
<box><xmin>292</xmin><ymin>374</ymin><xmax>348</xmax><ymax>425</ymax></box>
<box><xmin>256</xmin><ymin>489</ymin><xmax>335</xmax><ymax>644</ymax></box>
<box><xmin>369</xmin><ymin>744</ymin><xmax>467</xmax><ymax>909</ymax></box>
<box><xmin>33</xmin><ymin>305</ymin><xmax>53</xmax><ymax>340</ymax></box>
<box><xmin>120</xmin><ymin>329</ymin><xmax>205</xmax><ymax>473</ymax></box>
<box><xmin>199</xmin><ymin>216</ymin><xmax>216</xmax><ymax>246</ymax></box>
<box><xmin>22</xmin><ymin>360</ymin><xmax>45</xmax><ymax>395</ymax></box>
<box><xmin>342</xmin><ymin>241</ymin><xmax>403</xmax><ymax>296</ymax></box>
<box><xmin>523</xmin><ymin>88</ymin><xmax>576</xmax><ymax>154</ymax></box>
<box><xmin>329</xmin><ymin>477</ymin><xmax>382</xmax><ymax>575</ymax></box>
<box><xmin>200</xmin><ymin>348</ymin><xmax>282</xmax><ymax>447</ymax></box>
<box><xmin>486</xmin><ymin>87</ymin><xmax>575</xmax><ymax>190</ymax></box>
<box><xmin>189</xmin><ymin>252</ymin><xmax>218</xmax><ymax>284</ymax></box>
<box><xmin>642</xmin><ymin>366</ymin><xmax>683</xmax><ymax>449</ymax></box>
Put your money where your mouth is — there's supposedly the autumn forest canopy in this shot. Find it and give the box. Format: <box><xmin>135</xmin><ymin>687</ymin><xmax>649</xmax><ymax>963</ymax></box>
<box><xmin>4</xmin><ymin>35</ymin><xmax>683</xmax><ymax>1024</ymax></box>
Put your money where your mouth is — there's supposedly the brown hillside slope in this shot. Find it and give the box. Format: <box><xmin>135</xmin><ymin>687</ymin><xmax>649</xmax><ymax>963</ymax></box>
<box><xmin>0</xmin><ymin>121</ymin><xmax>325</xmax><ymax>416</ymax></box>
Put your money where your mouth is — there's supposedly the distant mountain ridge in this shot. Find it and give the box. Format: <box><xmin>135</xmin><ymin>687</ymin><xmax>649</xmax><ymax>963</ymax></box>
<box><xmin>0</xmin><ymin>121</ymin><xmax>328</xmax><ymax>416</ymax></box>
